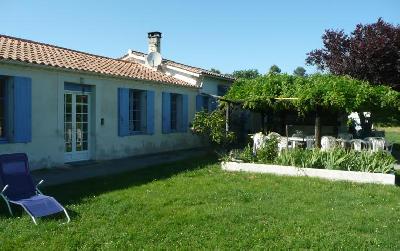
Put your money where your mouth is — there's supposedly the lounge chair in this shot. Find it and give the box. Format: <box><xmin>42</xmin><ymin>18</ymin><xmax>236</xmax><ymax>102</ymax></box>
<box><xmin>0</xmin><ymin>153</ymin><xmax>70</xmax><ymax>224</ymax></box>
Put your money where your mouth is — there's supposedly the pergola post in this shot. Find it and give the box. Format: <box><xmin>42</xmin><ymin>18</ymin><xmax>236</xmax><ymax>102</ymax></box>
<box><xmin>315</xmin><ymin>107</ymin><xmax>321</xmax><ymax>148</ymax></box>
<box><xmin>225</xmin><ymin>103</ymin><xmax>230</xmax><ymax>134</ymax></box>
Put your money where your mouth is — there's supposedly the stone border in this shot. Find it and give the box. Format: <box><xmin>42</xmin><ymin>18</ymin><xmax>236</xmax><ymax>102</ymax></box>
<box><xmin>222</xmin><ymin>162</ymin><xmax>396</xmax><ymax>185</ymax></box>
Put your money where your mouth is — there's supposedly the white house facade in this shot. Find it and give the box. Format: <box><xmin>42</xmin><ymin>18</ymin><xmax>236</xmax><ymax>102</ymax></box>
<box><xmin>0</xmin><ymin>33</ymin><xmax>234</xmax><ymax>170</ymax></box>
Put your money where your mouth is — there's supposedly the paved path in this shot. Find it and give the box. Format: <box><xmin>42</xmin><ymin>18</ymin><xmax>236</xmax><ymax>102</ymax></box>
<box><xmin>32</xmin><ymin>148</ymin><xmax>210</xmax><ymax>187</ymax></box>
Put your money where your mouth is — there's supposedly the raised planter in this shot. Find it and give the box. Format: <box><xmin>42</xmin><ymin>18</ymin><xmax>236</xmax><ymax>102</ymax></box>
<box><xmin>221</xmin><ymin>162</ymin><xmax>396</xmax><ymax>185</ymax></box>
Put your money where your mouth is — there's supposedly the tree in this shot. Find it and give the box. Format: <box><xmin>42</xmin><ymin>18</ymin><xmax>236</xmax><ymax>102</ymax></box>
<box><xmin>293</xmin><ymin>66</ymin><xmax>306</xmax><ymax>76</ymax></box>
<box><xmin>231</xmin><ymin>69</ymin><xmax>260</xmax><ymax>79</ymax></box>
<box><xmin>306</xmin><ymin>18</ymin><xmax>400</xmax><ymax>133</ymax></box>
<box><xmin>306</xmin><ymin>18</ymin><xmax>400</xmax><ymax>91</ymax></box>
<box><xmin>268</xmin><ymin>65</ymin><xmax>281</xmax><ymax>74</ymax></box>
<box><xmin>210</xmin><ymin>68</ymin><xmax>221</xmax><ymax>74</ymax></box>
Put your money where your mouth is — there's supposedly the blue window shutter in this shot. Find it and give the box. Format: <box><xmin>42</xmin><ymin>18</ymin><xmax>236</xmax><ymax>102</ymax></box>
<box><xmin>118</xmin><ymin>88</ymin><xmax>129</xmax><ymax>137</ymax></box>
<box><xmin>181</xmin><ymin>94</ymin><xmax>189</xmax><ymax>132</ymax></box>
<box><xmin>162</xmin><ymin>92</ymin><xmax>171</xmax><ymax>134</ymax></box>
<box><xmin>146</xmin><ymin>90</ymin><xmax>155</xmax><ymax>135</ymax></box>
<box><xmin>208</xmin><ymin>97</ymin><xmax>218</xmax><ymax>112</ymax></box>
<box><xmin>13</xmin><ymin>76</ymin><xmax>32</xmax><ymax>143</ymax></box>
<box><xmin>195</xmin><ymin>95</ymin><xmax>203</xmax><ymax>112</ymax></box>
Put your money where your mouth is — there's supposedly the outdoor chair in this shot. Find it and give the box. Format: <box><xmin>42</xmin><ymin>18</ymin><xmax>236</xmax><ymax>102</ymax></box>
<box><xmin>252</xmin><ymin>132</ymin><xmax>267</xmax><ymax>155</ymax></box>
<box><xmin>305</xmin><ymin>136</ymin><xmax>315</xmax><ymax>149</ymax></box>
<box><xmin>0</xmin><ymin>153</ymin><xmax>70</xmax><ymax>225</ymax></box>
<box><xmin>384</xmin><ymin>142</ymin><xmax>394</xmax><ymax>154</ymax></box>
<box><xmin>336</xmin><ymin>138</ymin><xmax>351</xmax><ymax>149</ymax></box>
<box><xmin>350</xmin><ymin>139</ymin><xmax>368</xmax><ymax>151</ymax></box>
<box><xmin>267</xmin><ymin>132</ymin><xmax>281</xmax><ymax>139</ymax></box>
<box><xmin>369</xmin><ymin>138</ymin><xmax>386</xmax><ymax>152</ymax></box>
<box><xmin>338</xmin><ymin>133</ymin><xmax>353</xmax><ymax>140</ymax></box>
<box><xmin>278</xmin><ymin>137</ymin><xmax>290</xmax><ymax>152</ymax></box>
<box><xmin>321</xmin><ymin>136</ymin><xmax>336</xmax><ymax>151</ymax></box>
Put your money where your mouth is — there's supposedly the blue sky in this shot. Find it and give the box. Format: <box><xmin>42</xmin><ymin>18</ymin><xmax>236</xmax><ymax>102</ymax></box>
<box><xmin>1</xmin><ymin>0</ymin><xmax>399</xmax><ymax>74</ymax></box>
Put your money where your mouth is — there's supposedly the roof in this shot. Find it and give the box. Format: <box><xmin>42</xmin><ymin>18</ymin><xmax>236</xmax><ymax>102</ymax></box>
<box><xmin>0</xmin><ymin>35</ymin><xmax>193</xmax><ymax>87</ymax></box>
<box><xmin>122</xmin><ymin>50</ymin><xmax>235</xmax><ymax>81</ymax></box>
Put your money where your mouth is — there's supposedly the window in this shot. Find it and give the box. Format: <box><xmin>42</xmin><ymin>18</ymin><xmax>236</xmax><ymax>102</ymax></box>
<box><xmin>0</xmin><ymin>78</ymin><xmax>6</xmax><ymax>139</ymax></box>
<box><xmin>118</xmin><ymin>88</ymin><xmax>154</xmax><ymax>137</ymax></box>
<box><xmin>170</xmin><ymin>93</ymin><xmax>179</xmax><ymax>131</ymax></box>
<box><xmin>217</xmin><ymin>85</ymin><xmax>229</xmax><ymax>96</ymax></box>
<box><xmin>162</xmin><ymin>92</ymin><xmax>187</xmax><ymax>134</ymax></box>
<box><xmin>129</xmin><ymin>89</ymin><xmax>147</xmax><ymax>133</ymax></box>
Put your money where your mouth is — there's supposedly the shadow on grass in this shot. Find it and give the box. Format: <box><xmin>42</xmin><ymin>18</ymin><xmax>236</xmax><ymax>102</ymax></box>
<box><xmin>392</xmin><ymin>143</ymin><xmax>400</xmax><ymax>163</ymax></box>
<box><xmin>0</xmin><ymin>154</ymin><xmax>217</xmax><ymax>217</ymax></box>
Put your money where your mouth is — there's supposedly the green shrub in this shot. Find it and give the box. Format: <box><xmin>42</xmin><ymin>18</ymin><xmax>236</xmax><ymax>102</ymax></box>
<box><xmin>191</xmin><ymin>110</ymin><xmax>235</xmax><ymax>148</ymax></box>
<box><xmin>276</xmin><ymin>148</ymin><xmax>396</xmax><ymax>174</ymax></box>
<box><xmin>238</xmin><ymin>145</ymin><xmax>255</xmax><ymax>163</ymax></box>
<box><xmin>256</xmin><ymin>136</ymin><xmax>279</xmax><ymax>163</ymax></box>
<box><xmin>227</xmin><ymin>145</ymin><xmax>255</xmax><ymax>163</ymax></box>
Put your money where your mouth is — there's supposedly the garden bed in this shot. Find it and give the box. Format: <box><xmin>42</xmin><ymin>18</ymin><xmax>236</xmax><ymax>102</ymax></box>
<box><xmin>222</xmin><ymin>161</ymin><xmax>396</xmax><ymax>185</ymax></box>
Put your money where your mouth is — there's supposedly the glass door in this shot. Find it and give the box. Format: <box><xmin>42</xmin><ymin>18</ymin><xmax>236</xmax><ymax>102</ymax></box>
<box><xmin>64</xmin><ymin>92</ymin><xmax>90</xmax><ymax>162</ymax></box>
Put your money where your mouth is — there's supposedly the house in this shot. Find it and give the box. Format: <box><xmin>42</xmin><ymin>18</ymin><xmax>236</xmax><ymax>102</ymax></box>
<box><xmin>0</xmin><ymin>32</ymin><xmax>234</xmax><ymax>170</ymax></box>
<box><xmin>120</xmin><ymin>32</ymin><xmax>233</xmax><ymax>108</ymax></box>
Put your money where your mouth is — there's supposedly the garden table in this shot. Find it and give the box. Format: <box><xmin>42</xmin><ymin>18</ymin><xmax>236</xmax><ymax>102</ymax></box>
<box><xmin>288</xmin><ymin>137</ymin><xmax>306</xmax><ymax>148</ymax></box>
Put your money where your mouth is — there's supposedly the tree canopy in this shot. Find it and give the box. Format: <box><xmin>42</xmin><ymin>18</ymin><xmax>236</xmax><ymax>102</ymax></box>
<box><xmin>209</xmin><ymin>68</ymin><xmax>221</xmax><ymax>74</ymax></box>
<box><xmin>224</xmin><ymin>74</ymin><xmax>400</xmax><ymax>117</ymax></box>
<box><xmin>231</xmin><ymin>69</ymin><xmax>260</xmax><ymax>79</ymax></box>
<box><xmin>268</xmin><ymin>65</ymin><xmax>281</xmax><ymax>75</ymax></box>
<box><xmin>293</xmin><ymin>66</ymin><xmax>306</xmax><ymax>76</ymax></box>
<box><xmin>306</xmin><ymin>18</ymin><xmax>400</xmax><ymax>91</ymax></box>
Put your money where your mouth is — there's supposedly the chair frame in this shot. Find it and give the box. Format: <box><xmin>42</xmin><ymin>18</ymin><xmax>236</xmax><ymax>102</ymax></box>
<box><xmin>0</xmin><ymin>154</ymin><xmax>71</xmax><ymax>225</ymax></box>
<box><xmin>1</xmin><ymin>179</ymin><xmax>70</xmax><ymax>225</ymax></box>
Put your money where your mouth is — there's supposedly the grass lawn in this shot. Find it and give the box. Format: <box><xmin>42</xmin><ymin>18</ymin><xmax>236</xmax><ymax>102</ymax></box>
<box><xmin>377</xmin><ymin>126</ymin><xmax>400</xmax><ymax>161</ymax></box>
<box><xmin>0</xmin><ymin>155</ymin><xmax>399</xmax><ymax>249</ymax></box>
<box><xmin>378</xmin><ymin>126</ymin><xmax>400</xmax><ymax>144</ymax></box>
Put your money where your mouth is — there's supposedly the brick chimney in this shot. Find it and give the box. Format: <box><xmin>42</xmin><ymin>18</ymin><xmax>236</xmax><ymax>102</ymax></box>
<box><xmin>148</xmin><ymin>32</ymin><xmax>162</xmax><ymax>54</ymax></box>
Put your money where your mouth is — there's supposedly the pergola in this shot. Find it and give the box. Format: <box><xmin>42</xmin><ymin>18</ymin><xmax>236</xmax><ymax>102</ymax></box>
<box><xmin>219</xmin><ymin>74</ymin><xmax>400</xmax><ymax>148</ymax></box>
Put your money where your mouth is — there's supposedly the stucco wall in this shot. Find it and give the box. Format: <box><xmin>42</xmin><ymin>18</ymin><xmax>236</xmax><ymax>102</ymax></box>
<box><xmin>200</xmin><ymin>76</ymin><xmax>231</xmax><ymax>95</ymax></box>
<box><xmin>0</xmin><ymin>63</ymin><xmax>202</xmax><ymax>170</ymax></box>
<box><xmin>163</xmin><ymin>66</ymin><xmax>199</xmax><ymax>86</ymax></box>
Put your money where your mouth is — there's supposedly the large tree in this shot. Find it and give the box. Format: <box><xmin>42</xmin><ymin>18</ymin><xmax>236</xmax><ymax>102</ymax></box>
<box><xmin>306</xmin><ymin>18</ymin><xmax>400</xmax><ymax>91</ymax></box>
<box><xmin>293</xmin><ymin>66</ymin><xmax>306</xmax><ymax>76</ymax></box>
<box><xmin>268</xmin><ymin>65</ymin><xmax>281</xmax><ymax>74</ymax></box>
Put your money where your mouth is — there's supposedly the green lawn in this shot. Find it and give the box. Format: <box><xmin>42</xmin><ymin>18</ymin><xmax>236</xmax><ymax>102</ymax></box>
<box><xmin>0</xmin><ymin>155</ymin><xmax>399</xmax><ymax>249</ymax></box>
<box><xmin>377</xmin><ymin>126</ymin><xmax>400</xmax><ymax>161</ymax></box>
<box><xmin>381</xmin><ymin>127</ymin><xmax>400</xmax><ymax>144</ymax></box>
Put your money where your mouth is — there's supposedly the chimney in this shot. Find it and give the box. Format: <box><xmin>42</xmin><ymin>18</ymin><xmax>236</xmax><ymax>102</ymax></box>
<box><xmin>148</xmin><ymin>32</ymin><xmax>162</xmax><ymax>54</ymax></box>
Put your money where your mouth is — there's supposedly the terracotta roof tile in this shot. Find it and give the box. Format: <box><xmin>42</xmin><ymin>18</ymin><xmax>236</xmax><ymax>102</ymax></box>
<box><xmin>0</xmin><ymin>35</ymin><xmax>193</xmax><ymax>87</ymax></box>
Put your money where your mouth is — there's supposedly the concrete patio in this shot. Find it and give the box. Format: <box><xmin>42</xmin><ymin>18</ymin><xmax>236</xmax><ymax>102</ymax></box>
<box><xmin>32</xmin><ymin>148</ymin><xmax>210</xmax><ymax>186</ymax></box>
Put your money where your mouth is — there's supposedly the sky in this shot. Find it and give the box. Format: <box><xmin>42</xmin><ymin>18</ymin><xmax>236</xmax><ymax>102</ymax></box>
<box><xmin>1</xmin><ymin>0</ymin><xmax>399</xmax><ymax>75</ymax></box>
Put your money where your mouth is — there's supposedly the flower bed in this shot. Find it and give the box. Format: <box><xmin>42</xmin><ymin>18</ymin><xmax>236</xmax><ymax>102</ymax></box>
<box><xmin>222</xmin><ymin>162</ymin><xmax>396</xmax><ymax>185</ymax></box>
<box><xmin>228</xmin><ymin>146</ymin><xmax>396</xmax><ymax>174</ymax></box>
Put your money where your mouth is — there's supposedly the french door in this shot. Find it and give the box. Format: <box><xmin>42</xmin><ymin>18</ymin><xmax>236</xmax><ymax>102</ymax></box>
<box><xmin>64</xmin><ymin>92</ymin><xmax>90</xmax><ymax>162</ymax></box>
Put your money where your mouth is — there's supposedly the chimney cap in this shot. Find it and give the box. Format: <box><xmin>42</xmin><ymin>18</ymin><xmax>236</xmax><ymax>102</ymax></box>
<box><xmin>148</xmin><ymin>32</ymin><xmax>162</xmax><ymax>38</ymax></box>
